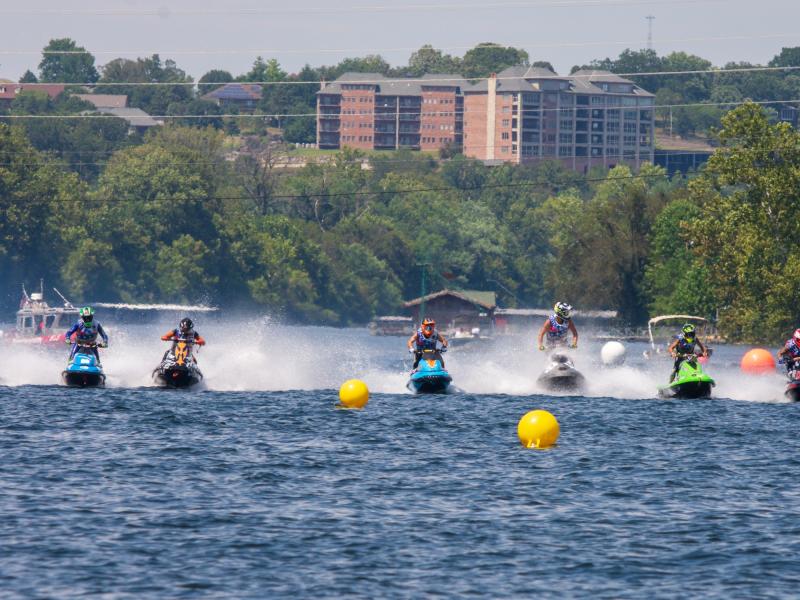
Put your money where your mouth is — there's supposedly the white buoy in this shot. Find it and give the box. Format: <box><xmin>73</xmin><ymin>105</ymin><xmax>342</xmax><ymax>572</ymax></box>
<box><xmin>601</xmin><ymin>341</ymin><xmax>627</xmax><ymax>366</ymax></box>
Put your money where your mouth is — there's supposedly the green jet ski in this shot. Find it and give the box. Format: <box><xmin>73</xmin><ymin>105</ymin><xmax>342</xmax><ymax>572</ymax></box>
<box><xmin>658</xmin><ymin>354</ymin><xmax>715</xmax><ymax>399</ymax></box>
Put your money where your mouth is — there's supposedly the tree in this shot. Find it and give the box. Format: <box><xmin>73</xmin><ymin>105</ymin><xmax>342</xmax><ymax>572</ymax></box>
<box><xmin>461</xmin><ymin>43</ymin><xmax>529</xmax><ymax>79</ymax></box>
<box><xmin>769</xmin><ymin>47</ymin><xmax>800</xmax><ymax>68</ymax></box>
<box><xmin>686</xmin><ymin>103</ymin><xmax>800</xmax><ymax>341</ymax></box>
<box><xmin>198</xmin><ymin>69</ymin><xmax>233</xmax><ymax>95</ymax></box>
<box><xmin>407</xmin><ymin>45</ymin><xmax>460</xmax><ymax>75</ymax></box>
<box><xmin>644</xmin><ymin>199</ymin><xmax>716</xmax><ymax>317</ymax></box>
<box><xmin>19</xmin><ymin>70</ymin><xmax>38</xmax><ymax>83</ymax></box>
<box><xmin>38</xmin><ymin>38</ymin><xmax>99</xmax><ymax>83</ymax></box>
<box><xmin>544</xmin><ymin>164</ymin><xmax>671</xmax><ymax>322</ymax></box>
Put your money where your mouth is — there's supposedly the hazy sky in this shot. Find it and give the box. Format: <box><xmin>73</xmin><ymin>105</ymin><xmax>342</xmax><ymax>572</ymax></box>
<box><xmin>1</xmin><ymin>0</ymin><xmax>799</xmax><ymax>81</ymax></box>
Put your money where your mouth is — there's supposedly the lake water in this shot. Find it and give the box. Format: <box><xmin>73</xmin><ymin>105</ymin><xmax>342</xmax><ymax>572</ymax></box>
<box><xmin>1</xmin><ymin>321</ymin><xmax>798</xmax><ymax>598</ymax></box>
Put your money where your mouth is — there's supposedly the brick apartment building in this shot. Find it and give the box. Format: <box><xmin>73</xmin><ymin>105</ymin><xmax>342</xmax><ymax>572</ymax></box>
<box><xmin>317</xmin><ymin>67</ymin><xmax>655</xmax><ymax>171</ymax></box>
<box><xmin>464</xmin><ymin>66</ymin><xmax>654</xmax><ymax>170</ymax></box>
<box><xmin>317</xmin><ymin>73</ymin><xmax>464</xmax><ymax>151</ymax></box>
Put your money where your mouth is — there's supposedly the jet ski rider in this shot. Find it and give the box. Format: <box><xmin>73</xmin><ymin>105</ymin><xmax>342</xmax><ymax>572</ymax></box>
<box><xmin>668</xmin><ymin>323</ymin><xmax>708</xmax><ymax>382</ymax></box>
<box><xmin>537</xmin><ymin>302</ymin><xmax>578</xmax><ymax>351</ymax></box>
<box><xmin>65</xmin><ymin>306</ymin><xmax>109</xmax><ymax>362</ymax></box>
<box><xmin>777</xmin><ymin>328</ymin><xmax>800</xmax><ymax>375</ymax></box>
<box><xmin>407</xmin><ymin>318</ymin><xmax>448</xmax><ymax>370</ymax></box>
<box><xmin>161</xmin><ymin>318</ymin><xmax>206</xmax><ymax>355</ymax></box>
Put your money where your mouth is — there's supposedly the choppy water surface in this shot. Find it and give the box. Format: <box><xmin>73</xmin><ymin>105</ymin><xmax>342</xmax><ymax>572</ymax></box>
<box><xmin>1</xmin><ymin>324</ymin><xmax>799</xmax><ymax>598</ymax></box>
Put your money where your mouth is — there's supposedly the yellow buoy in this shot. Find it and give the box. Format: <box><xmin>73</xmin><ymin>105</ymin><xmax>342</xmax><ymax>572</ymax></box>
<box><xmin>517</xmin><ymin>410</ymin><xmax>560</xmax><ymax>449</ymax></box>
<box><xmin>338</xmin><ymin>379</ymin><xmax>369</xmax><ymax>409</ymax></box>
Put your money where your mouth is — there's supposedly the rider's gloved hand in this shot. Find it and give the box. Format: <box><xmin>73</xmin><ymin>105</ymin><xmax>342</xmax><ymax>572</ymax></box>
<box><xmin>408</xmin><ymin>347</ymin><xmax>415</xmax><ymax>354</ymax></box>
<box><xmin>538</xmin><ymin>345</ymin><xmax>546</xmax><ymax>351</ymax></box>
<box><xmin>570</xmin><ymin>341</ymin><xmax>578</xmax><ymax>349</ymax></box>
<box><xmin>65</xmin><ymin>338</ymin><xmax>72</xmax><ymax>344</ymax></box>
<box><xmin>440</xmin><ymin>346</ymin><xmax>448</xmax><ymax>353</ymax></box>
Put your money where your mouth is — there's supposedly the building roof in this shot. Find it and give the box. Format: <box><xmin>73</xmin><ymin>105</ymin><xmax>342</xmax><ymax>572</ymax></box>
<box><xmin>403</xmin><ymin>289</ymin><xmax>497</xmax><ymax>310</ymax></box>
<box><xmin>320</xmin><ymin>72</ymin><xmax>467</xmax><ymax>96</ymax></box>
<box><xmin>93</xmin><ymin>107</ymin><xmax>161</xmax><ymax>127</ymax></box>
<box><xmin>201</xmin><ymin>83</ymin><xmax>263</xmax><ymax>102</ymax></box>
<box><xmin>463</xmin><ymin>65</ymin><xmax>655</xmax><ymax>98</ymax></box>
<box><xmin>73</xmin><ymin>93</ymin><xmax>128</xmax><ymax>109</ymax></box>
<box><xmin>0</xmin><ymin>83</ymin><xmax>65</xmax><ymax>100</ymax></box>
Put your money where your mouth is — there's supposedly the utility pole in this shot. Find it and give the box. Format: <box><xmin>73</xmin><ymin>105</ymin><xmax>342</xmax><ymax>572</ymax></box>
<box><xmin>646</xmin><ymin>15</ymin><xmax>655</xmax><ymax>51</ymax></box>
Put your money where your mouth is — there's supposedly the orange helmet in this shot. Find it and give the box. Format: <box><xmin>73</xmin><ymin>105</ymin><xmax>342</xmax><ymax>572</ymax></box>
<box><xmin>421</xmin><ymin>318</ymin><xmax>435</xmax><ymax>337</ymax></box>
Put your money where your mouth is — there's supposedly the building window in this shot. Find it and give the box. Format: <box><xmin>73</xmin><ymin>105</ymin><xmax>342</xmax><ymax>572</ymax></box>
<box><xmin>591</xmin><ymin>96</ymin><xmax>604</xmax><ymax>105</ymax></box>
<box><xmin>591</xmin><ymin>147</ymin><xmax>603</xmax><ymax>157</ymax></box>
<box><xmin>502</xmin><ymin>119</ymin><xmax>510</xmax><ymax>127</ymax></box>
<box><xmin>559</xmin><ymin>133</ymin><xmax>572</xmax><ymax>144</ymax></box>
<box><xmin>501</xmin><ymin>146</ymin><xmax>510</xmax><ymax>153</ymax></box>
<box><xmin>501</xmin><ymin>132</ymin><xmax>510</xmax><ymax>140</ymax></box>
<box><xmin>558</xmin><ymin>145</ymin><xmax>572</xmax><ymax>157</ymax></box>
<box><xmin>559</xmin><ymin>120</ymin><xmax>573</xmax><ymax>131</ymax></box>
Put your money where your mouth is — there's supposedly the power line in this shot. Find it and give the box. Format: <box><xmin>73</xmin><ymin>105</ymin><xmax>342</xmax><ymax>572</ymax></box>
<box><xmin>1</xmin><ymin>96</ymin><xmax>795</xmax><ymax>120</ymax></box>
<box><xmin>0</xmin><ymin>0</ymin><xmax>725</xmax><ymax>17</ymax></box>
<box><xmin>7</xmin><ymin>63</ymin><xmax>799</xmax><ymax>88</ymax></box>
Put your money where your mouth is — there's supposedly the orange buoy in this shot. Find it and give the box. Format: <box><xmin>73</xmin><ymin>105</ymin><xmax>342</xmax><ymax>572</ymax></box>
<box><xmin>740</xmin><ymin>348</ymin><xmax>776</xmax><ymax>375</ymax></box>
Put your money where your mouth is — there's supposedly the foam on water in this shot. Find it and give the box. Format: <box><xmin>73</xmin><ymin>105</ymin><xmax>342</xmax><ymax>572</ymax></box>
<box><xmin>0</xmin><ymin>318</ymin><xmax>790</xmax><ymax>403</ymax></box>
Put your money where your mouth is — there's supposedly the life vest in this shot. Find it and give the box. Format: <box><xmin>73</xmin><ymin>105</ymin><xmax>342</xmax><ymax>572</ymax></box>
<box><xmin>415</xmin><ymin>328</ymin><xmax>439</xmax><ymax>351</ymax></box>
<box><xmin>675</xmin><ymin>334</ymin><xmax>698</xmax><ymax>355</ymax></box>
<box><xmin>74</xmin><ymin>322</ymin><xmax>98</xmax><ymax>343</ymax></box>
<box><xmin>172</xmin><ymin>329</ymin><xmax>197</xmax><ymax>343</ymax></box>
<box><xmin>546</xmin><ymin>315</ymin><xmax>570</xmax><ymax>340</ymax></box>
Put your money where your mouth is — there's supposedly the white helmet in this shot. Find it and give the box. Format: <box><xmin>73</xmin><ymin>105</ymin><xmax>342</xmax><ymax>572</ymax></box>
<box><xmin>554</xmin><ymin>302</ymin><xmax>572</xmax><ymax>320</ymax></box>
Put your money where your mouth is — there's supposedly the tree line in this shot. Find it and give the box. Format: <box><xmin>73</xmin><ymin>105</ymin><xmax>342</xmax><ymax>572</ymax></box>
<box><xmin>6</xmin><ymin>39</ymin><xmax>800</xmax><ymax>149</ymax></box>
<box><xmin>2</xmin><ymin>102</ymin><xmax>799</xmax><ymax>342</ymax></box>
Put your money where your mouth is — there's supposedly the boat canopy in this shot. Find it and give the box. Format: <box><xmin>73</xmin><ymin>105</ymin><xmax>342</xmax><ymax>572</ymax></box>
<box><xmin>648</xmin><ymin>315</ymin><xmax>709</xmax><ymax>349</ymax></box>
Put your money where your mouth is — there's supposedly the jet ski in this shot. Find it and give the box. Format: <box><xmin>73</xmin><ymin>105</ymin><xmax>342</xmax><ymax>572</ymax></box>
<box><xmin>537</xmin><ymin>352</ymin><xmax>586</xmax><ymax>393</ymax></box>
<box><xmin>62</xmin><ymin>341</ymin><xmax>106</xmax><ymax>387</ymax></box>
<box><xmin>781</xmin><ymin>359</ymin><xmax>800</xmax><ymax>402</ymax></box>
<box><xmin>153</xmin><ymin>339</ymin><xmax>203</xmax><ymax>388</ymax></box>
<box><xmin>658</xmin><ymin>354</ymin><xmax>714</xmax><ymax>399</ymax></box>
<box><xmin>407</xmin><ymin>348</ymin><xmax>452</xmax><ymax>394</ymax></box>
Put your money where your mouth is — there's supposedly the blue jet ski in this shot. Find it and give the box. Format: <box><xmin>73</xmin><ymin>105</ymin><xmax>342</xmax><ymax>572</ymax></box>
<box><xmin>62</xmin><ymin>342</ymin><xmax>106</xmax><ymax>387</ymax></box>
<box><xmin>407</xmin><ymin>348</ymin><xmax>452</xmax><ymax>394</ymax></box>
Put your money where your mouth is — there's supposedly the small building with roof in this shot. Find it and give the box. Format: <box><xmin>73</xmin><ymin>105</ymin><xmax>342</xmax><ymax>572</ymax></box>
<box><xmin>201</xmin><ymin>83</ymin><xmax>263</xmax><ymax>113</ymax></box>
<box><xmin>87</xmin><ymin>107</ymin><xmax>162</xmax><ymax>135</ymax></box>
<box><xmin>403</xmin><ymin>289</ymin><xmax>496</xmax><ymax>335</ymax></box>
<box><xmin>73</xmin><ymin>94</ymin><xmax>128</xmax><ymax>109</ymax></box>
<box><xmin>0</xmin><ymin>82</ymin><xmax>66</xmax><ymax>109</ymax></box>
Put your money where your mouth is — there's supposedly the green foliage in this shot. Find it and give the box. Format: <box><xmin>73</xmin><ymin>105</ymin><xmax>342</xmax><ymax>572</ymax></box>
<box><xmin>96</xmin><ymin>55</ymin><xmax>193</xmax><ymax>115</ymax></box>
<box><xmin>461</xmin><ymin>43</ymin><xmax>529</xmax><ymax>78</ymax></box>
<box><xmin>198</xmin><ymin>69</ymin><xmax>234</xmax><ymax>95</ymax></box>
<box><xmin>644</xmin><ymin>199</ymin><xmax>716</xmax><ymax>317</ymax></box>
<box><xmin>38</xmin><ymin>38</ymin><xmax>99</xmax><ymax>84</ymax></box>
<box><xmin>685</xmin><ymin>103</ymin><xmax>800</xmax><ymax>341</ymax></box>
<box><xmin>407</xmin><ymin>45</ymin><xmax>461</xmax><ymax>76</ymax></box>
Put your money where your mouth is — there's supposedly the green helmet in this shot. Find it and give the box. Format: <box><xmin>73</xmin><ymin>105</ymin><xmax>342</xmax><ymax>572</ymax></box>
<box><xmin>80</xmin><ymin>306</ymin><xmax>95</xmax><ymax>322</ymax></box>
<box><xmin>682</xmin><ymin>323</ymin><xmax>696</xmax><ymax>336</ymax></box>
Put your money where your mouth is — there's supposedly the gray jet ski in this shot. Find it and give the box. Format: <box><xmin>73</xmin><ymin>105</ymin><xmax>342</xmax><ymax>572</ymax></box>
<box><xmin>537</xmin><ymin>352</ymin><xmax>586</xmax><ymax>393</ymax></box>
